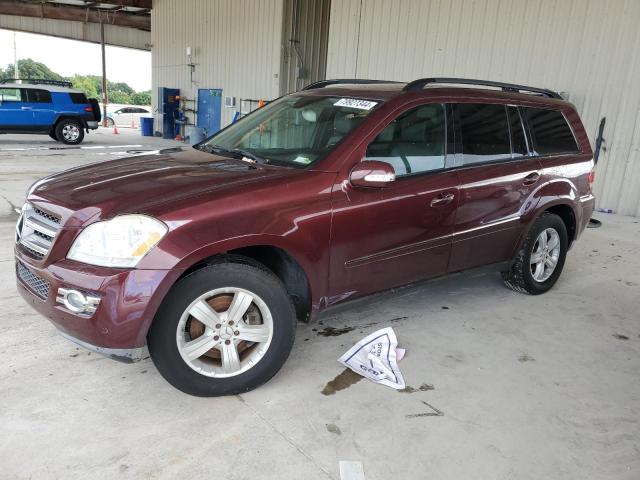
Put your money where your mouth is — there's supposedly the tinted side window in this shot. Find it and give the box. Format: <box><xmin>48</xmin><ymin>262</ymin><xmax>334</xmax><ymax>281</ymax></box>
<box><xmin>26</xmin><ymin>89</ymin><xmax>52</xmax><ymax>103</ymax></box>
<box><xmin>508</xmin><ymin>106</ymin><xmax>528</xmax><ymax>157</ymax></box>
<box><xmin>365</xmin><ymin>103</ymin><xmax>446</xmax><ymax>176</ymax></box>
<box><xmin>69</xmin><ymin>92</ymin><xmax>89</xmax><ymax>104</ymax></box>
<box><xmin>0</xmin><ymin>88</ymin><xmax>24</xmax><ymax>102</ymax></box>
<box><xmin>523</xmin><ymin>107</ymin><xmax>579</xmax><ymax>155</ymax></box>
<box><xmin>458</xmin><ymin>104</ymin><xmax>511</xmax><ymax>165</ymax></box>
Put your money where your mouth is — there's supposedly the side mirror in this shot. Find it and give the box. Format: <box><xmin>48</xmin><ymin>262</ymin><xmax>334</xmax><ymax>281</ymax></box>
<box><xmin>350</xmin><ymin>160</ymin><xmax>396</xmax><ymax>188</ymax></box>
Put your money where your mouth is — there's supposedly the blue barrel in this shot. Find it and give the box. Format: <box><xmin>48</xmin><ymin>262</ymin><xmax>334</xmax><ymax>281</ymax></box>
<box><xmin>140</xmin><ymin>117</ymin><xmax>154</xmax><ymax>136</ymax></box>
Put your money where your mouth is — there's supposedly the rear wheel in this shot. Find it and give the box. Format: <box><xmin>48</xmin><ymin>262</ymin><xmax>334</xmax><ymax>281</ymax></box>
<box><xmin>55</xmin><ymin>119</ymin><xmax>84</xmax><ymax>145</ymax></box>
<box><xmin>148</xmin><ymin>262</ymin><xmax>296</xmax><ymax>396</ymax></box>
<box><xmin>48</xmin><ymin>131</ymin><xmax>58</xmax><ymax>141</ymax></box>
<box><xmin>501</xmin><ymin>213</ymin><xmax>568</xmax><ymax>294</ymax></box>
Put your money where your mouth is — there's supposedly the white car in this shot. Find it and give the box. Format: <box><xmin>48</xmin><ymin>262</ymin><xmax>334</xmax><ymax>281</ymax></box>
<box><xmin>106</xmin><ymin>105</ymin><xmax>152</xmax><ymax>128</ymax></box>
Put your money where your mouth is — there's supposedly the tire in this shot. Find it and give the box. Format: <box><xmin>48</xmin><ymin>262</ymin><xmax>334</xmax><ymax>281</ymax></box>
<box><xmin>55</xmin><ymin>119</ymin><xmax>85</xmax><ymax>145</ymax></box>
<box><xmin>48</xmin><ymin>131</ymin><xmax>59</xmax><ymax>141</ymax></box>
<box><xmin>501</xmin><ymin>212</ymin><xmax>568</xmax><ymax>295</ymax></box>
<box><xmin>148</xmin><ymin>261</ymin><xmax>296</xmax><ymax>396</ymax></box>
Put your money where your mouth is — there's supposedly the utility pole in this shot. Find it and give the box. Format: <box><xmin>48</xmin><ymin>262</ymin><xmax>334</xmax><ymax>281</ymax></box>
<box><xmin>13</xmin><ymin>31</ymin><xmax>19</xmax><ymax>79</ymax></box>
<box><xmin>100</xmin><ymin>22</ymin><xmax>108</xmax><ymax>127</ymax></box>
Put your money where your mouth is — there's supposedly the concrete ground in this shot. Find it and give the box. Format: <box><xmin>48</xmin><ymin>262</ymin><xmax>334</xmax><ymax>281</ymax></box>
<box><xmin>1</xmin><ymin>130</ymin><xmax>639</xmax><ymax>480</ymax></box>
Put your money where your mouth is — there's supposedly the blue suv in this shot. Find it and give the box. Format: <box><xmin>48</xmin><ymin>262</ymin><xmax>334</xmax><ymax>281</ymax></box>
<box><xmin>0</xmin><ymin>79</ymin><xmax>101</xmax><ymax>145</ymax></box>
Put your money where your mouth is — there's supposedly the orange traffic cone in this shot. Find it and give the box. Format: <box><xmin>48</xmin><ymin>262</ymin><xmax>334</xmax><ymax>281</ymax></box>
<box><xmin>257</xmin><ymin>99</ymin><xmax>265</xmax><ymax>108</ymax></box>
<box><xmin>113</xmin><ymin>124</ymin><xmax>119</xmax><ymax>134</ymax></box>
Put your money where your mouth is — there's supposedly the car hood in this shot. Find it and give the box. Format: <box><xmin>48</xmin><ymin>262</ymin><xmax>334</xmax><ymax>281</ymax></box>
<box><xmin>28</xmin><ymin>147</ymin><xmax>301</xmax><ymax>227</ymax></box>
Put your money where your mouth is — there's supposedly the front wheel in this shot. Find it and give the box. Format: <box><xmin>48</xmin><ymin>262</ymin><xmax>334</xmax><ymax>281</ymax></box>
<box><xmin>501</xmin><ymin>212</ymin><xmax>568</xmax><ymax>295</ymax></box>
<box><xmin>55</xmin><ymin>119</ymin><xmax>85</xmax><ymax>145</ymax></box>
<box><xmin>148</xmin><ymin>261</ymin><xmax>296</xmax><ymax>396</ymax></box>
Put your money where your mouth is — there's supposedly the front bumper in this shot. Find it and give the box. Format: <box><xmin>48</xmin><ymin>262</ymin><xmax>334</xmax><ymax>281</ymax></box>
<box><xmin>15</xmin><ymin>252</ymin><xmax>182</xmax><ymax>356</ymax></box>
<box><xmin>58</xmin><ymin>331</ymin><xmax>147</xmax><ymax>363</ymax></box>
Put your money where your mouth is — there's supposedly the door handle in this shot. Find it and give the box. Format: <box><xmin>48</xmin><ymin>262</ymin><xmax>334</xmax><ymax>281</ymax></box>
<box><xmin>523</xmin><ymin>172</ymin><xmax>541</xmax><ymax>185</ymax></box>
<box><xmin>21</xmin><ymin>106</ymin><xmax>32</xmax><ymax>110</ymax></box>
<box><xmin>430</xmin><ymin>193</ymin><xmax>455</xmax><ymax>207</ymax></box>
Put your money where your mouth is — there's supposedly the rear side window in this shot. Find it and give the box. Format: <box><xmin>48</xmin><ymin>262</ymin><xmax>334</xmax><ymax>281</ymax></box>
<box><xmin>523</xmin><ymin>107</ymin><xmax>579</xmax><ymax>155</ymax></box>
<box><xmin>69</xmin><ymin>92</ymin><xmax>89</xmax><ymax>104</ymax></box>
<box><xmin>26</xmin><ymin>89</ymin><xmax>52</xmax><ymax>103</ymax></box>
<box><xmin>365</xmin><ymin>103</ymin><xmax>446</xmax><ymax>176</ymax></box>
<box><xmin>458</xmin><ymin>104</ymin><xmax>511</xmax><ymax>164</ymax></box>
<box><xmin>0</xmin><ymin>87</ymin><xmax>24</xmax><ymax>102</ymax></box>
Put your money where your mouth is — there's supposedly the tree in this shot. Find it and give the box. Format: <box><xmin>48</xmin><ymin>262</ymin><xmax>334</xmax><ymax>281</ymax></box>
<box><xmin>131</xmin><ymin>91</ymin><xmax>151</xmax><ymax>105</ymax></box>
<box><xmin>71</xmin><ymin>75</ymin><xmax>99</xmax><ymax>98</ymax></box>
<box><xmin>0</xmin><ymin>58</ymin><xmax>150</xmax><ymax>105</ymax></box>
<box><xmin>0</xmin><ymin>58</ymin><xmax>65</xmax><ymax>81</ymax></box>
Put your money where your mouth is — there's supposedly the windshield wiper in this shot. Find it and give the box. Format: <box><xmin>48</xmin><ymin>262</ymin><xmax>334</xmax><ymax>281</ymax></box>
<box><xmin>201</xmin><ymin>144</ymin><xmax>268</xmax><ymax>164</ymax></box>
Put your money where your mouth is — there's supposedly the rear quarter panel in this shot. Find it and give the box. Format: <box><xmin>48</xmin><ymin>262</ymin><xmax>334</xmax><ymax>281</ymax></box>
<box><xmin>514</xmin><ymin>106</ymin><xmax>594</xmax><ymax>253</ymax></box>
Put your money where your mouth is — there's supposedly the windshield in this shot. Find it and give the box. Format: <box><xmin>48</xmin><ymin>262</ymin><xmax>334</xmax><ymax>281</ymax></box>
<box><xmin>200</xmin><ymin>95</ymin><xmax>381</xmax><ymax>167</ymax></box>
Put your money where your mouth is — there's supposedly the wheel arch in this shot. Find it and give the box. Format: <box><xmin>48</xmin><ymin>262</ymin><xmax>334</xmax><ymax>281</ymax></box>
<box><xmin>515</xmin><ymin>199</ymin><xmax>578</xmax><ymax>256</ymax></box>
<box><xmin>171</xmin><ymin>243</ymin><xmax>314</xmax><ymax>323</ymax></box>
<box><xmin>53</xmin><ymin>114</ymin><xmax>87</xmax><ymax>130</ymax></box>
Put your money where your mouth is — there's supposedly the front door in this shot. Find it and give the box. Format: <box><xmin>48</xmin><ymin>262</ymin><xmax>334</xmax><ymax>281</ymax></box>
<box><xmin>0</xmin><ymin>87</ymin><xmax>32</xmax><ymax>128</ymax></box>
<box><xmin>328</xmin><ymin>103</ymin><xmax>459</xmax><ymax>305</ymax></box>
<box><xmin>448</xmin><ymin>103</ymin><xmax>542</xmax><ymax>272</ymax></box>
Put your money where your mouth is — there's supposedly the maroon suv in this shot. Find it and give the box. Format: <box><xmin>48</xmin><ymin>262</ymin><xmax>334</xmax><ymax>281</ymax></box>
<box><xmin>15</xmin><ymin>78</ymin><xmax>595</xmax><ymax>396</ymax></box>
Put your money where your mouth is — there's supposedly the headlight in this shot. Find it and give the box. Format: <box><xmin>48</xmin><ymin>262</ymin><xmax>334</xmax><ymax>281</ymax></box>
<box><xmin>67</xmin><ymin>215</ymin><xmax>167</xmax><ymax>268</ymax></box>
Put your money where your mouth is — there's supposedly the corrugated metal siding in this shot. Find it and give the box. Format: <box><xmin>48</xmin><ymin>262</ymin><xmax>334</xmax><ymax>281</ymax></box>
<box><xmin>0</xmin><ymin>15</ymin><xmax>150</xmax><ymax>50</ymax></box>
<box><xmin>151</xmin><ymin>0</ymin><xmax>283</xmax><ymax>129</ymax></box>
<box><xmin>279</xmin><ymin>0</ymin><xmax>331</xmax><ymax>94</ymax></box>
<box><xmin>327</xmin><ymin>0</ymin><xmax>640</xmax><ymax>216</ymax></box>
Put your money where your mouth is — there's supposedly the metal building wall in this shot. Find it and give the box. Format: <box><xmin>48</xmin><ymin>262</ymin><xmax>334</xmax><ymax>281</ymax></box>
<box><xmin>279</xmin><ymin>0</ymin><xmax>331</xmax><ymax>95</ymax></box>
<box><xmin>327</xmin><ymin>0</ymin><xmax>640</xmax><ymax>216</ymax></box>
<box><xmin>151</xmin><ymin>0</ymin><xmax>283</xmax><ymax>129</ymax></box>
<box><xmin>0</xmin><ymin>15</ymin><xmax>150</xmax><ymax>50</ymax></box>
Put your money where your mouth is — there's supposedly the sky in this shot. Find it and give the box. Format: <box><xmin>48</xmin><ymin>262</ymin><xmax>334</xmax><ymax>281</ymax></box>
<box><xmin>0</xmin><ymin>29</ymin><xmax>151</xmax><ymax>92</ymax></box>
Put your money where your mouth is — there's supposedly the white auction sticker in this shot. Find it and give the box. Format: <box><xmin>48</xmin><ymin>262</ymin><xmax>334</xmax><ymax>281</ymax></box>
<box><xmin>333</xmin><ymin>98</ymin><xmax>378</xmax><ymax>110</ymax></box>
<box><xmin>338</xmin><ymin>327</ymin><xmax>405</xmax><ymax>389</ymax></box>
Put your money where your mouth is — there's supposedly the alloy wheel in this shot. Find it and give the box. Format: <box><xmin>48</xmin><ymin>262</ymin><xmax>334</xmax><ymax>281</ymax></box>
<box><xmin>176</xmin><ymin>287</ymin><xmax>273</xmax><ymax>378</ymax></box>
<box><xmin>62</xmin><ymin>124</ymin><xmax>80</xmax><ymax>141</ymax></box>
<box><xmin>530</xmin><ymin>227</ymin><xmax>561</xmax><ymax>282</ymax></box>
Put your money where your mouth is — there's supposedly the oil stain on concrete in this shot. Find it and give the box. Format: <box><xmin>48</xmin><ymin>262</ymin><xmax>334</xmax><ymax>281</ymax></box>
<box><xmin>399</xmin><ymin>383</ymin><xmax>435</xmax><ymax>393</ymax></box>
<box><xmin>321</xmin><ymin>368</ymin><xmax>363</xmax><ymax>395</ymax></box>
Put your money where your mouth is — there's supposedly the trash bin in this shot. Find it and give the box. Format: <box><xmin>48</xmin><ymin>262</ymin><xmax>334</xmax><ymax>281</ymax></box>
<box><xmin>140</xmin><ymin>117</ymin><xmax>154</xmax><ymax>136</ymax></box>
<box><xmin>187</xmin><ymin>126</ymin><xmax>206</xmax><ymax>145</ymax></box>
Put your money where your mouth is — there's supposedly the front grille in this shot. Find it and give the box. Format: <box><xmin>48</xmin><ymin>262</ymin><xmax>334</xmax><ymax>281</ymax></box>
<box><xmin>16</xmin><ymin>261</ymin><xmax>50</xmax><ymax>299</ymax></box>
<box><xmin>16</xmin><ymin>204</ymin><xmax>61</xmax><ymax>259</ymax></box>
<box><xmin>33</xmin><ymin>206</ymin><xmax>60</xmax><ymax>225</ymax></box>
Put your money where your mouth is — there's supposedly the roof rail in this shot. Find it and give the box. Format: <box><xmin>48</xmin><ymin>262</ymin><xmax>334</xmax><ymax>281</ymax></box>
<box><xmin>0</xmin><ymin>78</ymin><xmax>74</xmax><ymax>88</ymax></box>
<box><xmin>302</xmin><ymin>79</ymin><xmax>403</xmax><ymax>91</ymax></box>
<box><xmin>402</xmin><ymin>77</ymin><xmax>562</xmax><ymax>99</ymax></box>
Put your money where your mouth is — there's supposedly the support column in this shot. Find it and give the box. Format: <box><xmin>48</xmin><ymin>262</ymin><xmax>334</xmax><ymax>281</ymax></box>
<box><xmin>101</xmin><ymin>22</ymin><xmax>108</xmax><ymax>127</ymax></box>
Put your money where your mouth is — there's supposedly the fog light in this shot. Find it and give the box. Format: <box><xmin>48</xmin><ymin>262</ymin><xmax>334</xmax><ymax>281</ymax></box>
<box><xmin>56</xmin><ymin>288</ymin><xmax>100</xmax><ymax>316</ymax></box>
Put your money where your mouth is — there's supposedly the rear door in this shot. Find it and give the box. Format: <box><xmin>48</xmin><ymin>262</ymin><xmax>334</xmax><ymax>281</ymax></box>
<box><xmin>130</xmin><ymin>107</ymin><xmax>150</xmax><ymax>128</ymax></box>
<box><xmin>0</xmin><ymin>87</ymin><xmax>32</xmax><ymax>128</ymax></box>
<box><xmin>329</xmin><ymin>102</ymin><xmax>459</xmax><ymax>301</ymax></box>
<box><xmin>448</xmin><ymin>103</ymin><xmax>542</xmax><ymax>272</ymax></box>
<box><xmin>112</xmin><ymin>107</ymin><xmax>131</xmax><ymax>126</ymax></box>
<box><xmin>26</xmin><ymin>89</ymin><xmax>55</xmax><ymax>128</ymax></box>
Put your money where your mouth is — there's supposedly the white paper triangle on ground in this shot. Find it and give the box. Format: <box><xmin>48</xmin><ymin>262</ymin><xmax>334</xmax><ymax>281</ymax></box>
<box><xmin>338</xmin><ymin>327</ymin><xmax>405</xmax><ymax>389</ymax></box>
